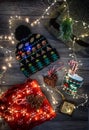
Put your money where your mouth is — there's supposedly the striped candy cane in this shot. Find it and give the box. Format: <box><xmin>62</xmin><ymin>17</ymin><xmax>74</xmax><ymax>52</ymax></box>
<box><xmin>68</xmin><ymin>60</ymin><xmax>78</xmax><ymax>74</ymax></box>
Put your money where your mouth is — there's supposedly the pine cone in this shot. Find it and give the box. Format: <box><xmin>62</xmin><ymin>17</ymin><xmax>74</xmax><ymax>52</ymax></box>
<box><xmin>44</xmin><ymin>74</ymin><xmax>58</xmax><ymax>87</ymax></box>
<box><xmin>27</xmin><ymin>94</ymin><xmax>44</xmax><ymax>109</ymax></box>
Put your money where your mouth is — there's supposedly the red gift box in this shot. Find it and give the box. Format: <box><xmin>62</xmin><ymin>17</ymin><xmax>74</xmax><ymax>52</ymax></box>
<box><xmin>0</xmin><ymin>79</ymin><xmax>56</xmax><ymax>130</ymax></box>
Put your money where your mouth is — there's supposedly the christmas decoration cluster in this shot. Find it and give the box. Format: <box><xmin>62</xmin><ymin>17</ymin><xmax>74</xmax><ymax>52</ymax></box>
<box><xmin>0</xmin><ymin>79</ymin><xmax>56</xmax><ymax>130</ymax></box>
<box><xmin>0</xmin><ymin>0</ymin><xmax>88</xmax><ymax>130</ymax></box>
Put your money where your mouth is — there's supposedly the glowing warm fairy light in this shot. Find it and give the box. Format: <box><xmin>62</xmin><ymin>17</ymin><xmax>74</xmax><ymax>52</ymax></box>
<box><xmin>8</xmin><ymin>36</ymin><xmax>12</xmax><ymax>40</ymax></box>
<box><xmin>34</xmin><ymin>21</ymin><xmax>37</xmax><ymax>24</ymax></box>
<box><xmin>11</xmin><ymin>40</ymin><xmax>15</xmax><ymax>44</ymax></box>
<box><xmin>25</xmin><ymin>18</ymin><xmax>29</xmax><ymax>23</ymax></box>
<box><xmin>45</xmin><ymin>9</ymin><xmax>48</xmax><ymax>12</ymax></box>
<box><xmin>84</xmin><ymin>26</ymin><xmax>87</xmax><ymax>29</ymax></box>
<box><xmin>0</xmin><ymin>46</ymin><xmax>3</xmax><ymax>49</ymax></box>
<box><xmin>72</xmin><ymin>55</ymin><xmax>74</xmax><ymax>58</ymax></box>
<box><xmin>18</xmin><ymin>16</ymin><xmax>21</xmax><ymax>19</ymax></box>
<box><xmin>81</xmin><ymin>34</ymin><xmax>85</xmax><ymax>38</ymax></box>
<box><xmin>1</xmin><ymin>106</ymin><xmax>5</xmax><ymax>110</ymax></box>
<box><xmin>83</xmin><ymin>22</ymin><xmax>86</xmax><ymax>26</ymax></box>
<box><xmin>16</xmin><ymin>15</ymin><xmax>18</xmax><ymax>18</ymax></box>
<box><xmin>9</xmin><ymin>21</ymin><xmax>12</xmax><ymax>25</ymax></box>
<box><xmin>84</xmin><ymin>33</ymin><xmax>88</xmax><ymax>37</ymax></box>
<box><xmin>69</xmin><ymin>54</ymin><xmax>72</xmax><ymax>56</ymax></box>
<box><xmin>26</xmin><ymin>90</ymin><xmax>30</xmax><ymax>94</ymax></box>
<box><xmin>64</xmin><ymin>5</ymin><xmax>66</xmax><ymax>7</ymax></box>
<box><xmin>31</xmin><ymin>81</ymin><xmax>38</xmax><ymax>88</ymax></box>
<box><xmin>38</xmin><ymin>21</ymin><xmax>40</xmax><ymax>24</ymax></box>
<box><xmin>73</xmin><ymin>40</ymin><xmax>75</xmax><ymax>44</ymax></box>
<box><xmin>42</xmin><ymin>16</ymin><xmax>44</xmax><ymax>19</ymax></box>
<box><xmin>9</xmin><ymin>19</ymin><xmax>11</xmax><ymax>23</ymax></box>
<box><xmin>10</xmin><ymin>16</ymin><xmax>13</xmax><ymax>19</ymax></box>
<box><xmin>69</xmin><ymin>48</ymin><xmax>72</xmax><ymax>50</ymax></box>
<box><xmin>47</xmin><ymin>88</ymin><xmax>49</xmax><ymax>91</ymax></box>
<box><xmin>5</xmin><ymin>36</ymin><xmax>7</xmax><ymax>39</ymax></box>
<box><xmin>8</xmin><ymin>63</ymin><xmax>12</xmax><ymax>68</ymax></box>
<box><xmin>31</xmin><ymin>23</ymin><xmax>34</xmax><ymax>27</ymax></box>
<box><xmin>48</xmin><ymin>6</ymin><xmax>50</xmax><ymax>9</ymax></box>
<box><xmin>2</xmin><ymin>66</ymin><xmax>7</xmax><ymax>70</ymax></box>
<box><xmin>52</xmin><ymin>3</ymin><xmax>55</xmax><ymax>5</ymax></box>
<box><xmin>77</xmin><ymin>37</ymin><xmax>80</xmax><ymax>40</ymax></box>
<box><xmin>2</xmin><ymin>81</ymin><xmax>6</xmax><ymax>84</ymax></box>
<box><xmin>36</xmin><ymin>19</ymin><xmax>39</xmax><ymax>22</ymax></box>
<box><xmin>11</xmin><ymin>33</ymin><xmax>14</xmax><ymax>36</ymax></box>
<box><xmin>54</xmin><ymin>0</ymin><xmax>57</xmax><ymax>2</ymax></box>
<box><xmin>75</xmin><ymin>20</ymin><xmax>78</xmax><ymax>23</ymax></box>
<box><xmin>5</xmin><ymin>50</ymin><xmax>9</xmax><ymax>54</ymax></box>
<box><xmin>47</xmin><ymin>12</ymin><xmax>49</xmax><ymax>15</ymax></box>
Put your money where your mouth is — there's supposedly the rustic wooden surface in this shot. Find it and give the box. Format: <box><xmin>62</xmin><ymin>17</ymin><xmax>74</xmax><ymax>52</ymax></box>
<box><xmin>0</xmin><ymin>0</ymin><xmax>89</xmax><ymax>130</ymax></box>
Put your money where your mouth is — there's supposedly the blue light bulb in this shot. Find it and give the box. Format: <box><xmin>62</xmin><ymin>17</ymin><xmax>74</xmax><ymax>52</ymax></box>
<box><xmin>24</xmin><ymin>45</ymin><xmax>32</xmax><ymax>51</ymax></box>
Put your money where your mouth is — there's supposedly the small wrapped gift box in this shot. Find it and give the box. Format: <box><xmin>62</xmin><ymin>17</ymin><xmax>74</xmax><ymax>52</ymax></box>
<box><xmin>60</xmin><ymin>100</ymin><xmax>75</xmax><ymax>115</ymax></box>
